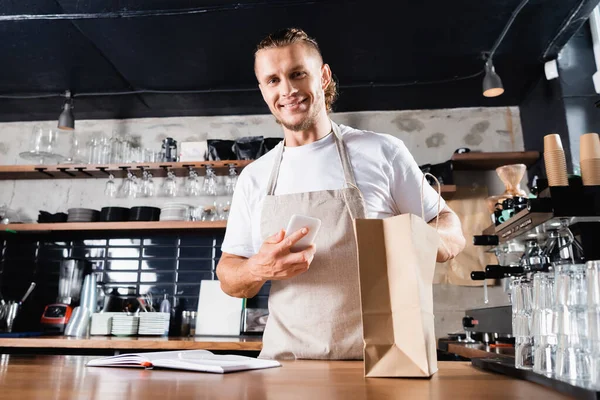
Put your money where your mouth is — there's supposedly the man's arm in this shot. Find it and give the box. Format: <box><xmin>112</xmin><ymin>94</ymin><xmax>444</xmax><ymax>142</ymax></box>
<box><xmin>217</xmin><ymin>228</ymin><xmax>316</xmax><ymax>298</ymax></box>
<box><xmin>216</xmin><ymin>252</ymin><xmax>266</xmax><ymax>298</ymax></box>
<box><xmin>428</xmin><ymin>205</ymin><xmax>465</xmax><ymax>263</ymax></box>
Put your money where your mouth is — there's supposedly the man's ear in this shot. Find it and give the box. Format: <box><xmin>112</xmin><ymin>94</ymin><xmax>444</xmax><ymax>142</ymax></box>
<box><xmin>321</xmin><ymin>64</ymin><xmax>332</xmax><ymax>90</ymax></box>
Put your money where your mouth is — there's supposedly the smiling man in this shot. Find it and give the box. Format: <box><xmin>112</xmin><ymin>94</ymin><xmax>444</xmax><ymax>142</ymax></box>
<box><xmin>216</xmin><ymin>28</ymin><xmax>465</xmax><ymax>360</ymax></box>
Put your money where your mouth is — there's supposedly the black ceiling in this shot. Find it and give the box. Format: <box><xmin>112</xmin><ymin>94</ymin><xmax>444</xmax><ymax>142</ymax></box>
<box><xmin>0</xmin><ymin>0</ymin><xmax>598</xmax><ymax>122</ymax></box>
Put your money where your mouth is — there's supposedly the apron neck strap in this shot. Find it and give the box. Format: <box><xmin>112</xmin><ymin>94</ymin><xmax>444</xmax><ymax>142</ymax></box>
<box><xmin>266</xmin><ymin>120</ymin><xmax>358</xmax><ymax>196</ymax></box>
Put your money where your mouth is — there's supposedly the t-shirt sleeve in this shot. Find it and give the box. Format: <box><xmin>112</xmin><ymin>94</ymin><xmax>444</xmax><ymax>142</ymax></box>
<box><xmin>389</xmin><ymin>140</ymin><xmax>446</xmax><ymax>222</ymax></box>
<box><xmin>221</xmin><ymin>174</ymin><xmax>256</xmax><ymax>259</ymax></box>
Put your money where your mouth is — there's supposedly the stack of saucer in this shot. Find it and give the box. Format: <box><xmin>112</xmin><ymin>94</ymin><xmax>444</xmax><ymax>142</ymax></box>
<box><xmin>138</xmin><ymin>312</ymin><xmax>171</xmax><ymax>336</ymax></box>
<box><xmin>160</xmin><ymin>203</ymin><xmax>191</xmax><ymax>221</ymax></box>
<box><xmin>110</xmin><ymin>314</ymin><xmax>139</xmax><ymax>336</ymax></box>
<box><xmin>67</xmin><ymin>208</ymin><xmax>100</xmax><ymax>222</ymax></box>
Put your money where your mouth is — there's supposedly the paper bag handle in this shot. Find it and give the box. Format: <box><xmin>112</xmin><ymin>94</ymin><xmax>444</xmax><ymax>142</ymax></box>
<box><xmin>421</xmin><ymin>172</ymin><xmax>442</xmax><ymax>231</ymax></box>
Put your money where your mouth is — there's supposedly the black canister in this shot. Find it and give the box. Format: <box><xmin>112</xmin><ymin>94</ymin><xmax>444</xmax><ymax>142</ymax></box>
<box><xmin>162</xmin><ymin>138</ymin><xmax>178</xmax><ymax>162</ymax></box>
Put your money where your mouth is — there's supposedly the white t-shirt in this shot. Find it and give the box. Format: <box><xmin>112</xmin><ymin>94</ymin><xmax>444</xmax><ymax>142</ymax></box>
<box><xmin>221</xmin><ymin>123</ymin><xmax>446</xmax><ymax>258</ymax></box>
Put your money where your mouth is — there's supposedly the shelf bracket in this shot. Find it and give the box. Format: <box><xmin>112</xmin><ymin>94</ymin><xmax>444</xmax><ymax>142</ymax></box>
<box><xmin>74</xmin><ymin>167</ymin><xmax>93</xmax><ymax>177</ymax></box>
<box><xmin>34</xmin><ymin>167</ymin><xmax>54</xmax><ymax>178</ymax></box>
<box><xmin>96</xmin><ymin>167</ymin><xmax>111</xmax><ymax>176</ymax></box>
<box><xmin>56</xmin><ymin>168</ymin><xmax>76</xmax><ymax>177</ymax></box>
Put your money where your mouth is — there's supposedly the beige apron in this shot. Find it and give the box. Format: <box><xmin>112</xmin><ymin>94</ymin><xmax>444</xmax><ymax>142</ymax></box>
<box><xmin>258</xmin><ymin>121</ymin><xmax>367</xmax><ymax>360</ymax></box>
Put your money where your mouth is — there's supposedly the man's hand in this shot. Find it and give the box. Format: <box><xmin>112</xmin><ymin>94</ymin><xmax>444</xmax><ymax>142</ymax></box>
<box><xmin>428</xmin><ymin>205</ymin><xmax>465</xmax><ymax>263</ymax></box>
<box><xmin>247</xmin><ymin>228</ymin><xmax>316</xmax><ymax>281</ymax></box>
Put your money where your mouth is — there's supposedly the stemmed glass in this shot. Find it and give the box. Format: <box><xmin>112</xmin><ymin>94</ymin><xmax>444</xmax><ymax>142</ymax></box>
<box><xmin>139</xmin><ymin>171</ymin><xmax>155</xmax><ymax>198</ymax></box>
<box><xmin>225</xmin><ymin>164</ymin><xmax>238</xmax><ymax>195</ymax></box>
<box><xmin>203</xmin><ymin>165</ymin><xmax>217</xmax><ymax>196</ymax></box>
<box><xmin>118</xmin><ymin>171</ymin><xmax>138</xmax><ymax>198</ymax></box>
<box><xmin>161</xmin><ymin>170</ymin><xmax>178</xmax><ymax>197</ymax></box>
<box><xmin>184</xmin><ymin>167</ymin><xmax>202</xmax><ymax>197</ymax></box>
<box><xmin>104</xmin><ymin>174</ymin><xmax>117</xmax><ymax>198</ymax></box>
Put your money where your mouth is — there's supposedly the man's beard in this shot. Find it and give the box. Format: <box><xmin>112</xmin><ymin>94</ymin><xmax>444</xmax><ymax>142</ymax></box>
<box><xmin>275</xmin><ymin>95</ymin><xmax>322</xmax><ymax>131</ymax></box>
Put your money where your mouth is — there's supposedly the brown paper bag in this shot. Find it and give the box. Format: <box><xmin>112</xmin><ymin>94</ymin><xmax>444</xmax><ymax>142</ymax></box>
<box><xmin>433</xmin><ymin>186</ymin><xmax>496</xmax><ymax>286</ymax></box>
<box><xmin>355</xmin><ymin>213</ymin><xmax>440</xmax><ymax>378</ymax></box>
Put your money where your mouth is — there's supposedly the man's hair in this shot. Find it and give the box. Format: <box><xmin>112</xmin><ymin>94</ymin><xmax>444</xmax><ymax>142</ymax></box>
<box><xmin>255</xmin><ymin>28</ymin><xmax>338</xmax><ymax>113</ymax></box>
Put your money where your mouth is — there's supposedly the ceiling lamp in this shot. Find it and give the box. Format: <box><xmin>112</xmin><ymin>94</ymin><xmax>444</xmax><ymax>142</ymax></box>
<box><xmin>58</xmin><ymin>90</ymin><xmax>75</xmax><ymax>130</ymax></box>
<box><xmin>482</xmin><ymin>60</ymin><xmax>504</xmax><ymax>97</ymax></box>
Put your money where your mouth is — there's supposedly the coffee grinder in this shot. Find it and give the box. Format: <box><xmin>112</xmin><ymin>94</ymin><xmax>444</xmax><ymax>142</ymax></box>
<box><xmin>40</xmin><ymin>259</ymin><xmax>91</xmax><ymax>333</ymax></box>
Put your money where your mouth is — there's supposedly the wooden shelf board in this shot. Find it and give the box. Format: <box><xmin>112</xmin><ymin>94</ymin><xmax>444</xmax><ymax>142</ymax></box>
<box><xmin>2</xmin><ymin>220</ymin><xmax>226</xmax><ymax>233</ymax></box>
<box><xmin>451</xmin><ymin>151</ymin><xmax>541</xmax><ymax>171</ymax></box>
<box><xmin>0</xmin><ymin>160</ymin><xmax>252</xmax><ymax>180</ymax></box>
<box><xmin>0</xmin><ymin>336</ymin><xmax>262</xmax><ymax>351</ymax></box>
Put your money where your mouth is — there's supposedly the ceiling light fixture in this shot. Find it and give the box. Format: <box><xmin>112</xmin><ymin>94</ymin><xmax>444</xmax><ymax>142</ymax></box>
<box><xmin>58</xmin><ymin>90</ymin><xmax>74</xmax><ymax>130</ymax></box>
<box><xmin>482</xmin><ymin>60</ymin><xmax>504</xmax><ymax>97</ymax></box>
<box><xmin>482</xmin><ymin>0</ymin><xmax>530</xmax><ymax>98</ymax></box>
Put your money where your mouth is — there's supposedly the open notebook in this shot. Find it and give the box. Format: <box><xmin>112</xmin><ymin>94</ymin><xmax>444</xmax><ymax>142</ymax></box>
<box><xmin>86</xmin><ymin>350</ymin><xmax>280</xmax><ymax>374</ymax></box>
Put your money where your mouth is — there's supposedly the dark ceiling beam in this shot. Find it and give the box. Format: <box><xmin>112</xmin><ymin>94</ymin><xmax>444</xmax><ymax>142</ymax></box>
<box><xmin>0</xmin><ymin>0</ymin><xmax>326</xmax><ymax>21</ymax></box>
<box><xmin>542</xmin><ymin>0</ymin><xmax>600</xmax><ymax>60</ymax></box>
<box><xmin>519</xmin><ymin>0</ymin><xmax>600</xmax><ymax>105</ymax></box>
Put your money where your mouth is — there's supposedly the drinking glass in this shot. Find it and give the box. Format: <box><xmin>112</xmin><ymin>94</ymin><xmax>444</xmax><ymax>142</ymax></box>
<box><xmin>555</xmin><ymin>264</ymin><xmax>591</xmax><ymax>386</ymax></box>
<box><xmin>203</xmin><ymin>166</ymin><xmax>217</xmax><ymax>196</ymax></box>
<box><xmin>139</xmin><ymin>171</ymin><xmax>155</xmax><ymax>198</ymax></box>
<box><xmin>586</xmin><ymin>260</ymin><xmax>600</xmax><ymax>388</ymax></box>
<box><xmin>225</xmin><ymin>164</ymin><xmax>238</xmax><ymax>195</ymax></box>
<box><xmin>161</xmin><ymin>171</ymin><xmax>178</xmax><ymax>197</ymax></box>
<box><xmin>216</xmin><ymin>201</ymin><xmax>231</xmax><ymax>220</ymax></box>
<box><xmin>20</xmin><ymin>125</ymin><xmax>65</xmax><ymax>164</ymax></box>
<box><xmin>104</xmin><ymin>174</ymin><xmax>117</xmax><ymax>198</ymax></box>
<box><xmin>184</xmin><ymin>168</ymin><xmax>202</xmax><ymax>197</ymax></box>
<box><xmin>118</xmin><ymin>171</ymin><xmax>138</xmax><ymax>198</ymax></box>
<box><xmin>512</xmin><ymin>276</ymin><xmax>533</xmax><ymax>370</ymax></box>
<box><xmin>532</xmin><ymin>272</ymin><xmax>556</xmax><ymax>376</ymax></box>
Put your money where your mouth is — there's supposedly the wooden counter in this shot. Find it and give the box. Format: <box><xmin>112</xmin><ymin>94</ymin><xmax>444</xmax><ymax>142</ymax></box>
<box><xmin>0</xmin><ymin>355</ymin><xmax>569</xmax><ymax>399</ymax></box>
<box><xmin>0</xmin><ymin>336</ymin><xmax>262</xmax><ymax>351</ymax></box>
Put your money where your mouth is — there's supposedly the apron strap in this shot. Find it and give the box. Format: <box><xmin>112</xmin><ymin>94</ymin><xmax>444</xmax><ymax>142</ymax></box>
<box><xmin>266</xmin><ymin>140</ymin><xmax>285</xmax><ymax>196</ymax></box>
<box><xmin>331</xmin><ymin>121</ymin><xmax>359</xmax><ymax>188</ymax></box>
<box><xmin>266</xmin><ymin>120</ymin><xmax>358</xmax><ymax>195</ymax></box>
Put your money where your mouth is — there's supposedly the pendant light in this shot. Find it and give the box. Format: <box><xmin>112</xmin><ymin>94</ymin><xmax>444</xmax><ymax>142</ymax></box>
<box><xmin>482</xmin><ymin>60</ymin><xmax>504</xmax><ymax>98</ymax></box>
<box><xmin>58</xmin><ymin>90</ymin><xmax>75</xmax><ymax>130</ymax></box>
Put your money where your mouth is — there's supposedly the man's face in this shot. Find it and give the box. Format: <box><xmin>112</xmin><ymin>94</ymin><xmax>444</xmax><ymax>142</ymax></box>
<box><xmin>255</xmin><ymin>43</ymin><xmax>331</xmax><ymax>132</ymax></box>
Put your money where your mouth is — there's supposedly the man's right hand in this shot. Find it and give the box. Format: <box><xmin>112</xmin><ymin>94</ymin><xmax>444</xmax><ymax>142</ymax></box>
<box><xmin>247</xmin><ymin>228</ymin><xmax>316</xmax><ymax>282</ymax></box>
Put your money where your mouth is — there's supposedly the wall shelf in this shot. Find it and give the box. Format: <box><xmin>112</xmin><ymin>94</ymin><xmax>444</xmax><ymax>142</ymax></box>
<box><xmin>2</xmin><ymin>220</ymin><xmax>227</xmax><ymax>233</ymax></box>
<box><xmin>0</xmin><ymin>160</ymin><xmax>252</xmax><ymax>180</ymax></box>
<box><xmin>451</xmin><ymin>151</ymin><xmax>541</xmax><ymax>171</ymax></box>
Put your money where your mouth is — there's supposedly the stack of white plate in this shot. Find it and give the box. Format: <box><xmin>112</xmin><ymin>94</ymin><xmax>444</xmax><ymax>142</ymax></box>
<box><xmin>138</xmin><ymin>312</ymin><xmax>171</xmax><ymax>336</ymax></box>
<box><xmin>67</xmin><ymin>208</ymin><xmax>99</xmax><ymax>222</ymax></box>
<box><xmin>90</xmin><ymin>312</ymin><xmax>120</xmax><ymax>336</ymax></box>
<box><xmin>160</xmin><ymin>203</ymin><xmax>191</xmax><ymax>221</ymax></box>
<box><xmin>110</xmin><ymin>315</ymin><xmax>139</xmax><ymax>336</ymax></box>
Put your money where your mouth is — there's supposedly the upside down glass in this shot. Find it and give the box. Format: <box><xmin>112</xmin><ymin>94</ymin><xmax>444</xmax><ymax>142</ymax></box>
<box><xmin>512</xmin><ymin>276</ymin><xmax>533</xmax><ymax>370</ymax></box>
<box><xmin>532</xmin><ymin>272</ymin><xmax>556</xmax><ymax>376</ymax></box>
<box><xmin>587</xmin><ymin>261</ymin><xmax>600</xmax><ymax>388</ymax></box>
<box><xmin>554</xmin><ymin>264</ymin><xmax>591</xmax><ymax>386</ymax></box>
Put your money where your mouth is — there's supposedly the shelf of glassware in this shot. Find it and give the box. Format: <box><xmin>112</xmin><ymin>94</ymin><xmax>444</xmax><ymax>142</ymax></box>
<box><xmin>0</xmin><ymin>160</ymin><xmax>253</xmax><ymax>180</ymax></box>
<box><xmin>2</xmin><ymin>220</ymin><xmax>227</xmax><ymax>233</ymax></box>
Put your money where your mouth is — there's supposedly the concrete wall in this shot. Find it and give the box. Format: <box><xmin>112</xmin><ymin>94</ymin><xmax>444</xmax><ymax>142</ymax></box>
<box><xmin>0</xmin><ymin>106</ymin><xmax>523</xmax><ymax>337</ymax></box>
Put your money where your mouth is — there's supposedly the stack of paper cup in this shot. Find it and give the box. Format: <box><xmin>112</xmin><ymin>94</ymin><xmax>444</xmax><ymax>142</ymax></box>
<box><xmin>580</xmin><ymin>133</ymin><xmax>600</xmax><ymax>186</ymax></box>
<box><xmin>544</xmin><ymin>134</ymin><xmax>569</xmax><ymax>186</ymax></box>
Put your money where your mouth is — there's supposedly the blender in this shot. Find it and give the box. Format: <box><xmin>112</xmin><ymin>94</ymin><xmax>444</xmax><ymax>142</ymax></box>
<box><xmin>40</xmin><ymin>259</ymin><xmax>91</xmax><ymax>333</ymax></box>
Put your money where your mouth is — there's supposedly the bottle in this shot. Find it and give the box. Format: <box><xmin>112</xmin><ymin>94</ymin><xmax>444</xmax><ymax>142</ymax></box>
<box><xmin>189</xmin><ymin>311</ymin><xmax>197</xmax><ymax>337</ymax></box>
<box><xmin>180</xmin><ymin>311</ymin><xmax>190</xmax><ymax>337</ymax></box>
<box><xmin>160</xmin><ymin>294</ymin><xmax>171</xmax><ymax>314</ymax></box>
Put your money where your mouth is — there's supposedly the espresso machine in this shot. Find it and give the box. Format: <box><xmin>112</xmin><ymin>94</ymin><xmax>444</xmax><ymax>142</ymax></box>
<box><xmin>40</xmin><ymin>259</ymin><xmax>91</xmax><ymax>333</ymax></box>
<box><xmin>464</xmin><ymin>174</ymin><xmax>600</xmax><ymax>341</ymax></box>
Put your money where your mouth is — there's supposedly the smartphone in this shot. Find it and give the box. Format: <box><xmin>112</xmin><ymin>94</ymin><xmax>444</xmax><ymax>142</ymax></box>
<box><xmin>284</xmin><ymin>214</ymin><xmax>322</xmax><ymax>252</ymax></box>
